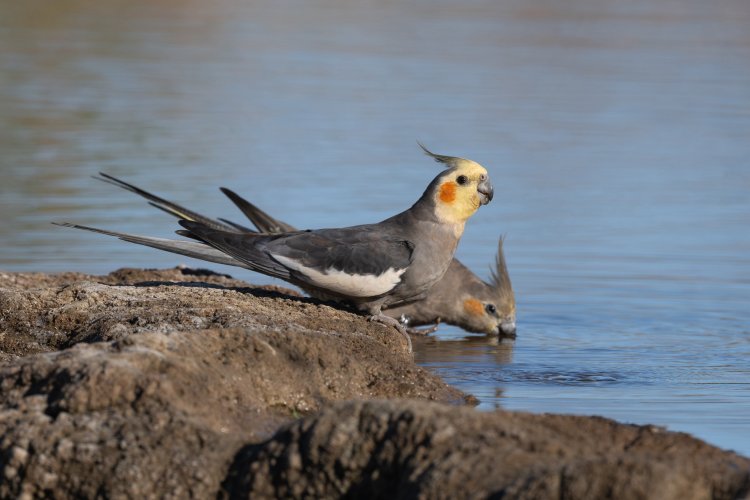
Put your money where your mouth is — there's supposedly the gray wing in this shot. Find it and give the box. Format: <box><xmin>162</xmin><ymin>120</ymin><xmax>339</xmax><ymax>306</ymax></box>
<box><xmin>264</xmin><ymin>228</ymin><xmax>414</xmax><ymax>277</ymax></box>
<box><xmin>179</xmin><ymin>221</ymin><xmax>414</xmax><ymax>294</ymax></box>
<box><xmin>177</xmin><ymin>220</ymin><xmax>294</xmax><ymax>280</ymax></box>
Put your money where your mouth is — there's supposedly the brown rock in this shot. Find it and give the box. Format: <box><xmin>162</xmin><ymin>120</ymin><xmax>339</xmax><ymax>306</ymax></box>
<box><xmin>1</xmin><ymin>269</ymin><xmax>747</xmax><ymax>499</ymax></box>
<box><xmin>0</xmin><ymin>327</ymin><xmax>463</xmax><ymax>498</ymax></box>
<box><xmin>0</xmin><ymin>267</ymin><xmax>393</xmax><ymax>361</ymax></box>
<box><xmin>225</xmin><ymin>399</ymin><xmax>750</xmax><ymax>500</ymax></box>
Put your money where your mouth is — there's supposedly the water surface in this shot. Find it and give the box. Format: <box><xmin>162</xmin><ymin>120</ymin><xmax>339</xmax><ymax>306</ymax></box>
<box><xmin>2</xmin><ymin>0</ymin><xmax>749</xmax><ymax>455</ymax></box>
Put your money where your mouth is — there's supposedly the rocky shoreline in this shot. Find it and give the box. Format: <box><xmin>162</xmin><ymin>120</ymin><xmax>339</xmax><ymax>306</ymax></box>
<box><xmin>1</xmin><ymin>268</ymin><xmax>748</xmax><ymax>499</ymax></box>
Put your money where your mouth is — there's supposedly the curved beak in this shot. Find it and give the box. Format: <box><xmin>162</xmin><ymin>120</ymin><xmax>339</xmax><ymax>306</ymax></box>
<box><xmin>477</xmin><ymin>177</ymin><xmax>494</xmax><ymax>205</ymax></box>
<box><xmin>500</xmin><ymin>320</ymin><xmax>516</xmax><ymax>337</ymax></box>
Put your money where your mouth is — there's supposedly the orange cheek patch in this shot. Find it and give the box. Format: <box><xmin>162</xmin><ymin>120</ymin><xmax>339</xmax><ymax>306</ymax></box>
<box><xmin>463</xmin><ymin>298</ymin><xmax>484</xmax><ymax>316</ymax></box>
<box><xmin>439</xmin><ymin>182</ymin><xmax>457</xmax><ymax>203</ymax></box>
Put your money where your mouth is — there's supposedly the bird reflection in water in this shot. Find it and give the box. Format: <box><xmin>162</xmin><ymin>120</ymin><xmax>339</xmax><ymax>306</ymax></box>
<box><xmin>413</xmin><ymin>332</ymin><xmax>515</xmax><ymax>367</ymax></box>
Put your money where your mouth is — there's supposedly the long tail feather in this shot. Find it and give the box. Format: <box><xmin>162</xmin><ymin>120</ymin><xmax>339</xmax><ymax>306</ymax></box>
<box><xmin>53</xmin><ymin>222</ymin><xmax>246</xmax><ymax>268</ymax></box>
<box><xmin>219</xmin><ymin>187</ymin><xmax>297</xmax><ymax>234</ymax></box>
<box><xmin>217</xmin><ymin>218</ymin><xmax>258</xmax><ymax>233</ymax></box>
<box><xmin>95</xmin><ymin>173</ymin><xmax>236</xmax><ymax>232</ymax></box>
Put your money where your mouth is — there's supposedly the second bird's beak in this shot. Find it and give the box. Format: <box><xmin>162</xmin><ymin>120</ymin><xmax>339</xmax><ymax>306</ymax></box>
<box><xmin>500</xmin><ymin>320</ymin><xmax>516</xmax><ymax>337</ymax></box>
<box><xmin>477</xmin><ymin>177</ymin><xmax>494</xmax><ymax>205</ymax></box>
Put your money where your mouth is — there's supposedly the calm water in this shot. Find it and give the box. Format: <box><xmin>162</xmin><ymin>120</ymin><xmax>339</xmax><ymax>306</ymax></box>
<box><xmin>2</xmin><ymin>0</ymin><xmax>749</xmax><ymax>456</ymax></box>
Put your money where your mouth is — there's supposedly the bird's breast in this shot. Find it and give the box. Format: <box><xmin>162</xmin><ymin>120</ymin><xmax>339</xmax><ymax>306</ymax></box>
<box><xmin>388</xmin><ymin>227</ymin><xmax>458</xmax><ymax>302</ymax></box>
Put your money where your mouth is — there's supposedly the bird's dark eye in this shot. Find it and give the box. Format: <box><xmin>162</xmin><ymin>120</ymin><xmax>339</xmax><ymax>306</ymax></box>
<box><xmin>456</xmin><ymin>175</ymin><xmax>468</xmax><ymax>185</ymax></box>
<box><xmin>485</xmin><ymin>303</ymin><xmax>497</xmax><ymax>315</ymax></box>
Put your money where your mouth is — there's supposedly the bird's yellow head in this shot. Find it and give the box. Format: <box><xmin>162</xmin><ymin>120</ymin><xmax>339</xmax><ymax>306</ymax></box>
<box><xmin>419</xmin><ymin>144</ymin><xmax>493</xmax><ymax>225</ymax></box>
<box><xmin>460</xmin><ymin>237</ymin><xmax>516</xmax><ymax>336</ymax></box>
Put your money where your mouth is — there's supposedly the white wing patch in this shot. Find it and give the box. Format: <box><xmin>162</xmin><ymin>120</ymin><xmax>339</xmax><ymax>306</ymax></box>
<box><xmin>271</xmin><ymin>254</ymin><xmax>406</xmax><ymax>297</ymax></box>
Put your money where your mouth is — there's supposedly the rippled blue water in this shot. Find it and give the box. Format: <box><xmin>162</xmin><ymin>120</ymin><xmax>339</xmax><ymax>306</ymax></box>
<box><xmin>2</xmin><ymin>0</ymin><xmax>749</xmax><ymax>456</ymax></box>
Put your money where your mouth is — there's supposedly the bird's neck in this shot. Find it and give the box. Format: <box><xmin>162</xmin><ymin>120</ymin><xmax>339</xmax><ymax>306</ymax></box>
<box><xmin>412</xmin><ymin>196</ymin><xmax>470</xmax><ymax>237</ymax></box>
<box><xmin>445</xmin><ymin>220</ymin><xmax>465</xmax><ymax>239</ymax></box>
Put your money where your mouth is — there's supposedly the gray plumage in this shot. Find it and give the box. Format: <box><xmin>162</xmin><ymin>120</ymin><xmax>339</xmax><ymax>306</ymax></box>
<box><xmin>77</xmin><ymin>173</ymin><xmax>514</xmax><ymax>336</ymax></box>
<box><xmin>219</xmin><ymin>188</ymin><xmax>516</xmax><ymax>336</ymax></box>
<box><xmin>57</xmin><ymin>146</ymin><xmax>495</xmax><ymax>350</ymax></box>
<box><xmin>386</xmin><ymin>239</ymin><xmax>516</xmax><ymax>336</ymax></box>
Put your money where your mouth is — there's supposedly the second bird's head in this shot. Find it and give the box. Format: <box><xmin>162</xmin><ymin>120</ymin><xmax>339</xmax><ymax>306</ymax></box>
<box><xmin>456</xmin><ymin>237</ymin><xmax>516</xmax><ymax>337</ymax></box>
<box><xmin>419</xmin><ymin>144</ymin><xmax>494</xmax><ymax>223</ymax></box>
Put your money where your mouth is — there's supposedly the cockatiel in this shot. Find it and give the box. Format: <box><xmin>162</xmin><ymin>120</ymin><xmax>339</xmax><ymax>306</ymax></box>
<box><xmin>60</xmin><ymin>174</ymin><xmax>514</xmax><ymax>336</ymax></box>
<box><xmin>387</xmin><ymin>240</ymin><xmax>516</xmax><ymax>336</ymax></box>
<box><xmin>56</xmin><ymin>146</ymin><xmax>493</xmax><ymax>352</ymax></box>
<box><xmin>219</xmin><ymin>187</ymin><xmax>516</xmax><ymax>336</ymax></box>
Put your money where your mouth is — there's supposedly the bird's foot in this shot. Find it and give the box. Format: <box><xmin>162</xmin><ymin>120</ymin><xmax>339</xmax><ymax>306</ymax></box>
<box><xmin>405</xmin><ymin>323</ymin><xmax>440</xmax><ymax>336</ymax></box>
<box><xmin>369</xmin><ymin>313</ymin><xmax>413</xmax><ymax>354</ymax></box>
<box><xmin>398</xmin><ymin>314</ymin><xmax>440</xmax><ymax>336</ymax></box>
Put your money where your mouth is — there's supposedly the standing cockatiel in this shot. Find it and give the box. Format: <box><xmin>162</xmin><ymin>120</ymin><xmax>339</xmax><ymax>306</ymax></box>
<box><xmin>56</xmin><ymin>146</ymin><xmax>493</xmax><ymax>352</ymax></box>
<box><xmin>218</xmin><ymin>187</ymin><xmax>516</xmax><ymax>336</ymax></box>
<box><xmin>62</xmin><ymin>171</ymin><xmax>515</xmax><ymax>336</ymax></box>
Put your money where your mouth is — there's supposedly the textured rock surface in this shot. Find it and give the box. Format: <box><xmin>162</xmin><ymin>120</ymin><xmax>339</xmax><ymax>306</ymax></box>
<box><xmin>226</xmin><ymin>400</ymin><xmax>750</xmax><ymax>500</ymax></box>
<box><xmin>0</xmin><ymin>268</ymin><xmax>462</xmax><ymax>497</ymax></box>
<box><xmin>0</xmin><ymin>266</ymin><xmax>403</xmax><ymax>360</ymax></box>
<box><xmin>1</xmin><ymin>269</ymin><xmax>748</xmax><ymax>499</ymax></box>
<box><xmin>0</xmin><ymin>323</ymin><xmax>462</xmax><ymax>496</ymax></box>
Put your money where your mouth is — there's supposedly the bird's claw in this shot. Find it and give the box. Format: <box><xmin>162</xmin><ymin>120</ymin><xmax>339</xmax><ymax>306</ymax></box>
<box><xmin>400</xmin><ymin>315</ymin><xmax>440</xmax><ymax>336</ymax></box>
<box><xmin>369</xmin><ymin>314</ymin><xmax>413</xmax><ymax>354</ymax></box>
<box><xmin>405</xmin><ymin>323</ymin><xmax>439</xmax><ymax>336</ymax></box>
